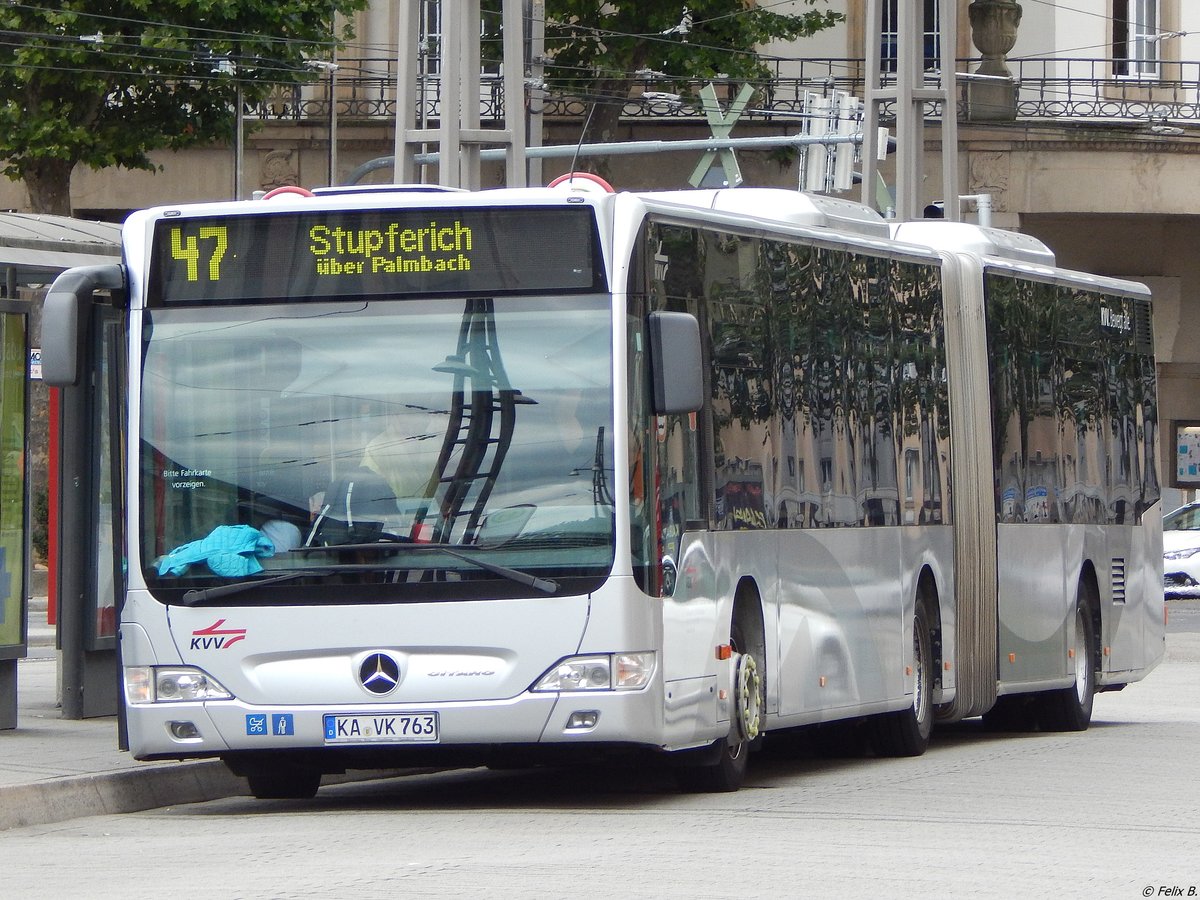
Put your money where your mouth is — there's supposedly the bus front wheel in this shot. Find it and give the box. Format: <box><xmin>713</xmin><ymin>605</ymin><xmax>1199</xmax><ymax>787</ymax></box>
<box><xmin>675</xmin><ymin>629</ymin><xmax>762</xmax><ymax>793</ymax></box>
<box><xmin>246</xmin><ymin>770</ymin><xmax>322</xmax><ymax>800</ymax></box>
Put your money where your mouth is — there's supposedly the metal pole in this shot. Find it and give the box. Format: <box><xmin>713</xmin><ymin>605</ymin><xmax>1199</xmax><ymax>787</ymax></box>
<box><xmin>502</xmin><ymin>0</ymin><xmax>527</xmax><ymax>187</ymax></box>
<box><xmin>394</xmin><ymin>0</ymin><xmax>423</xmax><ymax>183</ymax></box>
<box><xmin>58</xmin><ymin>366</ymin><xmax>86</xmax><ymax>719</ymax></box>
<box><xmin>940</xmin><ymin>0</ymin><xmax>960</xmax><ymax>221</ymax></box>
<box><xmin>344</xmin><ymin>132</ymin><xmax>862</xmax><ymax>185</ymax></box>
<box><xmin>960</xmin><ymin>193</ymin><xmax>993</xmax><ymax>227</ymax></box>
<box><xmin>439</xmin><ymin>0</ymin><xmax>465</xmax><ymax>186</ymax></box>
<box><xmin>409</xmin><ymin>132</ymin><xmax>859</xmax><ymax>165</ymax></box>
<box><xmin>894</xmin><ymin>0</ymin><xmax>921</xmax><ymax>221</ymax></box>
<box><xmin>861</xmin><ymin>0</ymin><xmax>886</xmax><ymax>214</ymax></box>
<box><xmin>417</xmin><ymin>1</ymin><xmax>428</xmax><ymax>183</ymax></box>
<box><xmin>526</xmin><ymin>0</ymin><xmax>545</xmax><ymax>185</ymax></box>
<box><xmin>234</xmin><ymin>81</ymin><xmax>244</xmax><ymax>200</ymax></box>
<box><xmin>328</xmin><ymin>47</ymin><xmax>338</xmax><ymax>187</ymax></box>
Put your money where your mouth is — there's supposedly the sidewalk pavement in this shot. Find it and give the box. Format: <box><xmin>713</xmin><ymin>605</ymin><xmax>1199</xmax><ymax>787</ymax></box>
<box><xmin>0</xmin><ymin>594</ymin><xmax>247</xmax><ymax>831</ymax></box>
<box><xmin>3</xmin><ymin>595</ymin><xmax>421</xmax><ymax>831</ymax></box>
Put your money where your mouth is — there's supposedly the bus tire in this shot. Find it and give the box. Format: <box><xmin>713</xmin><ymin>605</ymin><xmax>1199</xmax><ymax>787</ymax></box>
<box><xmin>1035</xmin><ymin>591</ymin><xmax>1097</xmax><ymax>732</ymax></box>
<box><xmin>246</xmin><ymin>770</ymin><xmax>322</xmax><ymax>800</ymax></box>
<box><xmin>871</xmin><ymin>600</ymin><xmax>934</xmax><ymax>757</ymax></box>
<box><xmin>674</xmin><ymin>734</ymin><xmax>749</xmax><ymax>793</ymax></box>
<box><xmin>675</xmin><ymin>623</ymin><xmax>762</xmax><ymax>793</ymax></box>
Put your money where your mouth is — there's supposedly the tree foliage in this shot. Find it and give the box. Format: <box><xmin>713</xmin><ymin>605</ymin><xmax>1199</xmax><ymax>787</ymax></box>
<box><xmin>544</xmin><ymin>0</ymin><xmax>843</xmax><ymax>173</ymax></box>
<box><xmin>0</xmin><ymin>0</ymin><xmax>368</xmax><ymax>215</ymax></box>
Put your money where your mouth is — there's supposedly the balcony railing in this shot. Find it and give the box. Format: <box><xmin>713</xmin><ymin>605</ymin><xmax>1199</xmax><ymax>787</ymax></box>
<box><xmin>250</xmin><ymin>56</ymin><xmax>1200</xmax><ymax>127</ymax></box>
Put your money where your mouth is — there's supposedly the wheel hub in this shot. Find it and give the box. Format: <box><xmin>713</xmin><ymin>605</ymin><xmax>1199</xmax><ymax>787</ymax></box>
<box><xmin>1074</xmin><ymin>607</ymin><xmax>1092</xmax><ymax>703</ymax></box>
<box><xmin>734</xmin><ymin>653</ymin><xmax>762</xmax><ymax>742</ymax></box>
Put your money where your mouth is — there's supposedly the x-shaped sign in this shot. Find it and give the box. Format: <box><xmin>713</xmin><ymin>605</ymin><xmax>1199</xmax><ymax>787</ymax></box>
<box><xmin>689</xmin><ymin>83</ymin><xmax>755</xmax><ymax>188</ymax></box>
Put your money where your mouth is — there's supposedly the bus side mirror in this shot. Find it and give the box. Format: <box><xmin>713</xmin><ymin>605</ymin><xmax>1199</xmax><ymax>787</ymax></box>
<box><xmin>648</xmin><ymin>311</ymin><xmax>703</xmax><ymax>415</ymax></box>
<box><xmin>40</xmin><ymin>265</ymin><xmax>125</xmax><ymax>387</ymax></box>
<box><xmin>41</xmin><ymin>287</ymin><xmax>83</xmax><ymax>387</ymax></box>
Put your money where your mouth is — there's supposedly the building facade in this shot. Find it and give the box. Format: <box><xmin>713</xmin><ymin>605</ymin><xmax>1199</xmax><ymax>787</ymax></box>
<box><xmin>2</xmin><ymin>0</ymin><xmax>1197</xmax><ymax>501</ymax></box>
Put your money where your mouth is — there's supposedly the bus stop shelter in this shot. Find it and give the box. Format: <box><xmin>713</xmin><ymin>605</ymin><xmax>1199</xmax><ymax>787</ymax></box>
<box><xmin>0</xmin><ymin>213</ymin><xmax>121</xmax><ymax>728</ymax></box>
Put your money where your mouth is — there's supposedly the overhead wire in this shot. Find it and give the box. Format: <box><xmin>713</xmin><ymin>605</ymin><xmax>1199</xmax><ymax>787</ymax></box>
<box><xmin>4</xmin><ymin>2</ymin><xmax>338</xmax><ymax>51</ymax></box>
<box><xmin>0</xmin><ymin>32</ymin><xmax>339</xmax><ymax>85</ymax></box>
<box><xmin>0</xmin><ymin>0</ymin><xmax>517</xmax><ymax>94</ymax></box>
<box><xmin>3</xmin><ymin>0</ymin><xmax>1190</xmax><ymax>73</ymax></box>
<box><xmin>3</xmin><ymin>1</ymin><xmax>1198</xmax><ymax>141</ymax></box>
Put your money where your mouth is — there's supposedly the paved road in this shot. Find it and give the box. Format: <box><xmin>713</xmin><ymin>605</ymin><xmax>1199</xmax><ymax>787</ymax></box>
<box><xmin>1168</xmin><ymin>596</ymin><xmax>1200</xmax><ymax>632</ymax></box>
<box><xmin>4</xmin><ymin>627</ymin><xmax>1198</xmax><ymax>899</ymax></box>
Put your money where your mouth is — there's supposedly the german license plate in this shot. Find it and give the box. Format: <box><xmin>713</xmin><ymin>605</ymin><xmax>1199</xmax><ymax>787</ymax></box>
<box><xmin>323</xmin><ymin>712</ymin><xmax>439</xmax><ymax>744</ymax></box>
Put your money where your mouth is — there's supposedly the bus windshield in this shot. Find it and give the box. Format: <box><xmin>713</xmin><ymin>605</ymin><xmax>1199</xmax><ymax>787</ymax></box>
<box><xmin>139</xmin><ymin>294</ymin><xmax>616</xmax><ymax>602</ymax></box>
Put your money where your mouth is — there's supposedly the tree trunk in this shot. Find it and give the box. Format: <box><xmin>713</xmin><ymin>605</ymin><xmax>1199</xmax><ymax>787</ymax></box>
<box><xmin>581</xmin><ymin>34</ymin><xmax>654</xmax><ymax>184</ymax></box>
<box><xmin>23</xmin><ymin>158</ymin><xmax>76</xmax><ymax>216</ymax></box>
<box><xmin>580</xmin><ymin>75</ymin><xmax>635</xmax><ymax>183</ymax></box>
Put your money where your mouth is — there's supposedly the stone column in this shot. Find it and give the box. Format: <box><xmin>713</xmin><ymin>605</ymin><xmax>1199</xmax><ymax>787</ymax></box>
<box><xmin>967</xmin><ymin>0</ymin><xmax>1022</xmax><ymax>121</ymax></box>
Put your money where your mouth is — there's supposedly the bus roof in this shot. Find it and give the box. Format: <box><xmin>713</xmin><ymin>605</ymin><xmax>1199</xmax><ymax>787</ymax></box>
<box><xmin>889</xmin><ymin>220</ymin><xmax>1057</xmax><ymax>266</ymax></box>
<box><xmin>642</xmin><ymin>188</ymin><xmax>891</xmax><ymax>239</ymax></box>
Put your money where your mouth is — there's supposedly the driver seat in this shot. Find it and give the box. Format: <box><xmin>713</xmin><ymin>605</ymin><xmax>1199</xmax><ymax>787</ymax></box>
<box><xmin>308</xmin><ymin>467</ymin><xmax>398</xmax><ymax>546</ymax></box>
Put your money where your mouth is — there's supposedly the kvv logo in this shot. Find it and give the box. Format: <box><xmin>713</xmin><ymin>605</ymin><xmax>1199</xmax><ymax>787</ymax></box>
<box><xmin>190</xmin><ymin>619</ymin><xmax>247</xmax><ymax>650</ymax></box>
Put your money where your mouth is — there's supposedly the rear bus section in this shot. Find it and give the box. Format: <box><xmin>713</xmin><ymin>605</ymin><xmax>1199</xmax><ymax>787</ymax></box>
<box><xmin>893</xmin><ymin>221</ymin><xmax>1165</xmax><ymax>731</ymax></box>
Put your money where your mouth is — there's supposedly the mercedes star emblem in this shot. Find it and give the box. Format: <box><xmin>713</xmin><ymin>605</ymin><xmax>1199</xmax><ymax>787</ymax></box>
<box><xmin>358</xmin><ymin>652</ymin><xmax>401</xmax><ymax>695</ymax></box>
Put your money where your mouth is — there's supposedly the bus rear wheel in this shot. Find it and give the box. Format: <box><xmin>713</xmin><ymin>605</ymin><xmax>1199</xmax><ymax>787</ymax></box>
<box><xmin>1036</xmin><ymin>594</ymin><xmax>1097</xmax><ymax>732</ymax></box>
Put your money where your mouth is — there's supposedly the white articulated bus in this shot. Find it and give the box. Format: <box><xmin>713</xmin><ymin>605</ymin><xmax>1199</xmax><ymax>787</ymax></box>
<box><xmin>41</xmin><ymin>184</ymin><xmax>1164</xmax><ymax>798</ymax></box>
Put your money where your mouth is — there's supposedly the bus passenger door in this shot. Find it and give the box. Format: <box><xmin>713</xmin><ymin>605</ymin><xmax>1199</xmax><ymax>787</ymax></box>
<box><xmin>628</xmin><ymin>303</ymin><xmax>712</xmax><ymax>696</ymax></box>
<box><xmin>628</xmin><ymin>313</ymin><xmax>705</xmax><ymax>603</ymax></box>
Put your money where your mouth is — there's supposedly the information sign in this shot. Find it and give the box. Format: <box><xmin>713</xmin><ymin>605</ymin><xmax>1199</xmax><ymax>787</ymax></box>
<box><xmin>1176</xmin><ymin>421</ymin><xmax>1200</xmax><ymax>486</ymax></box>
<box><xmin>148</xmin><ymin>205</ymin><xmax>604</xmax><ymax>305</ymax></box>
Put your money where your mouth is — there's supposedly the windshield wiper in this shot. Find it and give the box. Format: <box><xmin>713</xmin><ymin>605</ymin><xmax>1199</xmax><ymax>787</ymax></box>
<box><xmin>426</xmin><ymin>545</ymin><xmax>559</xmax><ymax>593</ymax></box>
<box><xmin>179</xmin><ymin>569</ymin><xmax>319</xmax><ymax>606</ymax></box>
<box><xmin>178</xmin><ymin>562</ymin><xmax>441</xmax><ymax>606</ymax></box>
<box><xmin>290</xmin><ymin>541</ymin><xmax>560</xmax><ymax>594</ymax></box>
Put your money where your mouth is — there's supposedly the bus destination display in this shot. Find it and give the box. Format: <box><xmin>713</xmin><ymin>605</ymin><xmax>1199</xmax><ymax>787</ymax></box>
<box><xmin>148</xmin><ymin>205</ymin><xmax>603</xmax><ymax>304</ymax></box>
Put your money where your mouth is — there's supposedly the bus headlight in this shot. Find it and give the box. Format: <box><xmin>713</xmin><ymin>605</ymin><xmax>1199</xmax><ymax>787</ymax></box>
<box><xmin>125</xmin><ymin>666</ymin><xmax>233</xmax><ymax>704</ymax></box>
<box><xmin>531</xmin><ymin>652</ymin><xmax>655</xmax><ymax>692</ymax></box>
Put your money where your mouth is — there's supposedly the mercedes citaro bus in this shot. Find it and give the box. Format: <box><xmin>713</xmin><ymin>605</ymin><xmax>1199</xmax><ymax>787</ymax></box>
<box><xmin>41</xmin><ymin>182</ymin><xmax>1163</xmax><ymax>798</ymax></box>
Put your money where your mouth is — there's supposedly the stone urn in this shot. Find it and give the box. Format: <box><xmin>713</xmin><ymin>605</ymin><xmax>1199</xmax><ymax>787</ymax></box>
<box><xmin>969</xmin><ymin>0</ymin><xmax>1023</xmax><ymax>78</ymax></box>
<box><xmin>967</xmin><ymin>0</ymin><xmax>1022</xmax><ymax>121</ymax></box>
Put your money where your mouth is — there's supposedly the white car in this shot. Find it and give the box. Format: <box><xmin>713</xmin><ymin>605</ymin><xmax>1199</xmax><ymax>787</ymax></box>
<box><xmin>1163</xmin><ymin>502</ymin><xmax>1200</xmax><ymax>597</ymax></box>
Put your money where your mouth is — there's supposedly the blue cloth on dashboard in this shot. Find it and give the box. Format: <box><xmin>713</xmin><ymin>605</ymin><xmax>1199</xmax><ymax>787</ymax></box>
<box><xmin>157</xmin><ymin>525</ymin><xmax>276</xmax><ymax>577</ymax></box>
